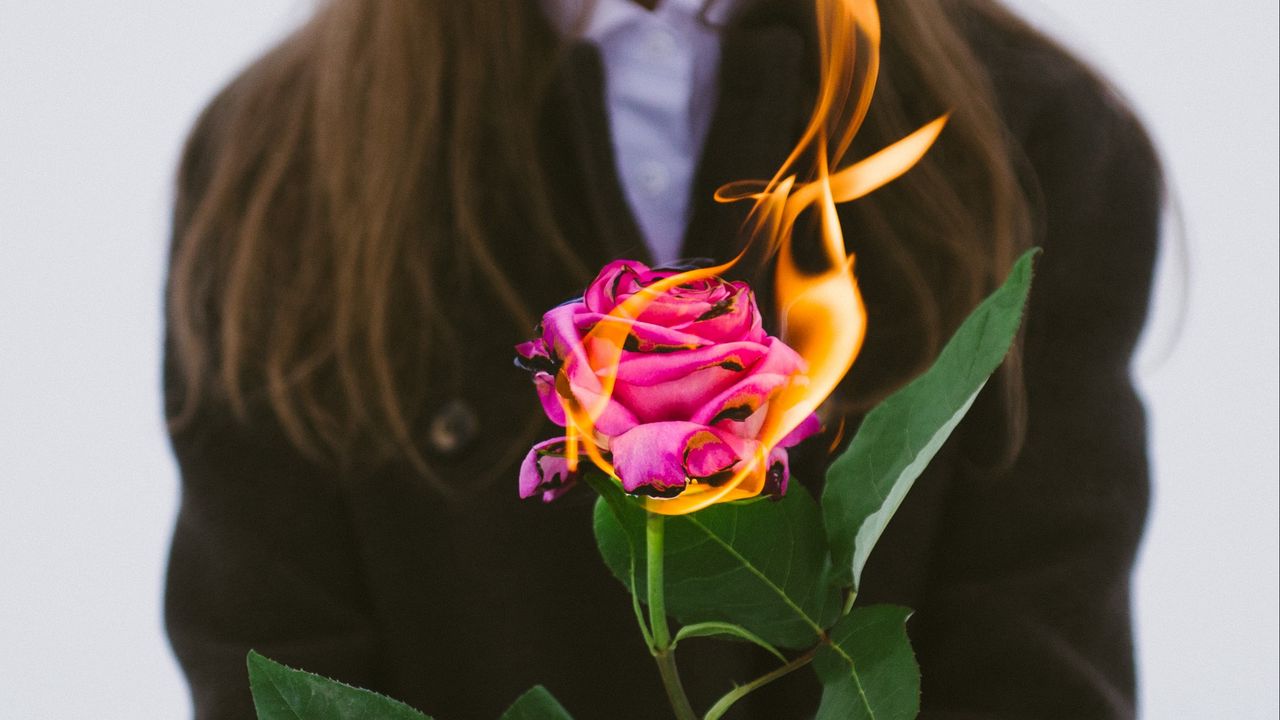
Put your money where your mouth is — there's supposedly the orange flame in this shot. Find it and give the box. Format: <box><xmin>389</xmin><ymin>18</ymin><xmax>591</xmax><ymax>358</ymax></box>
<box><xmin>559</xmin><ymin>0</ymin><xmax>947</xmax><ymax>515</ymax></box>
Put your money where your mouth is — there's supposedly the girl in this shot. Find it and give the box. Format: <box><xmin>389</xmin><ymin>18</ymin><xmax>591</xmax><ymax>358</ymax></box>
<box><xmin>163</xmin><ymin>0</ymin><xmax>1162</xmax><ymax>717</ymax></box>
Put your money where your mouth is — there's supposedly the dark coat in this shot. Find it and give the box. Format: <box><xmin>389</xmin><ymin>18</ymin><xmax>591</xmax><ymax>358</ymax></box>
<box><xmin>163</xmin><ymin>2</ymin><xmax>1161</xmax><ymax>719</ymax></box>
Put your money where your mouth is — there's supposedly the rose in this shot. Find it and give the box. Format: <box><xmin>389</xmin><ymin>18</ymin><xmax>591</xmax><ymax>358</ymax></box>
<box><xmin>515</xmin><ymin>260</ymin><xmax>820</xmax><ymax>506</ymax></box>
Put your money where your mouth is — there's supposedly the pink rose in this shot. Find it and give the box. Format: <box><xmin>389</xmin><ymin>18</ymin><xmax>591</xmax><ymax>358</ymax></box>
<box><xmin>516</xmin><ymin>260</ymin><xmax>820</xmax><ymax>505</ymax></box>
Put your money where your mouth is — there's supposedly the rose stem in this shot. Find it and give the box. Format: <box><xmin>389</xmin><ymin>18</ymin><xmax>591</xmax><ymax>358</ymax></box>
<box><xmin>647</xmin><ymin>511</ymin><xmax>698</xmax><ymax>720</ymax></box>
<box><xmin>702</xmin><ymin>646</ymin><xmax>820</xmax><ymax>720</ymax></box>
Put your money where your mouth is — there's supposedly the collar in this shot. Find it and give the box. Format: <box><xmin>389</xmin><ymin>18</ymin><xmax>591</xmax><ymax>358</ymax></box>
<box><xmin>536</xmin><ymin>2</ymin><xmax>810</xmax><ymax>270</ymax></box>
<box><xmin>540</xmin><ymin>0</ymin><xmax>743</xmax><ymax>41</ymax></box>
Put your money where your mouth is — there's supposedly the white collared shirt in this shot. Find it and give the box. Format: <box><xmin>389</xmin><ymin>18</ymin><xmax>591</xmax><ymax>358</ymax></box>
<box><xmin>543</xmin><ymin>0</ymin><xmax>738</xmax><ymax>265</ymax></box>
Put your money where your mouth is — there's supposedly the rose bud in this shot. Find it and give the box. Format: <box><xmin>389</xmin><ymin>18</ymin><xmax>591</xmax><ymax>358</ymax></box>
<box><xmin>515</xmin><ymin>260</ymin><xmax>820</xmax><ymax>508</ymax></box>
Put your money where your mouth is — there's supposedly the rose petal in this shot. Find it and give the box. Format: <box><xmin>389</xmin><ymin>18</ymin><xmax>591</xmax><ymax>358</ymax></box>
<box><xmin>607</xmin><ymin>342</ymin><xmax>769</xmax><ymax>423</ymax></box>
<box><xmin>561</xmin><ymin>374</ymin><xmax>641</xmax><ymax>436</ymax></box>
<box><xmin>584</xmin><ymin>260</ymin><xmax>653</xmax><ymax>314</ymax></box>
<box><xmin>610</xmin><ymin>422</ymin><xmax>745</xmax><ymax>498</ymax></box>
<box><xmin>531</xmin><ymin>372</ymin><xmax>567</xmax><ymax>426</ymax></box>
<box><xmin>777</xmin><ymin>412</ymin><xmax>822</xmax><ymax>448</ymax></box>
<box><xmin>631</xmin><ymin>281</ymin><xmax>731</xmax><ymax>328</ymax></box>
<box><xmin>583</xmin><ymin>261</ymin><xmax>765</xmax><ymax>345</ymax></box>
<box><xmin>762</xmin><ymin>446</ymin><xmax>792</xmax><ymax>498</ymax></box>
<box><xmin>687</xmin><ymin>282</ymin><xmax>766</xmax><ymax>344</ymax></box>
<box><xmin>752</xmin><ymin>336</ymin><xmax>809</xmax><ymax>375</ymax></box>
<box><xmin>519</xmin><ymin>437</ymin><xmax>580</xmax><ymax>502</ymax></box>
<box><xmin>612</xmin><ymin>341</ymin><xmax>768</xmax><ymax>386</ymax></box>
<box><xmin>530</xmin><ymin>305</ymin><xmax>643</xmax><ymax>436</ymax></box>
<box><xmin>514</xmin><ymin>338</ymin><xmax>553</xmax><ymax>369</ymax></box>
<box><xmin>689</xmin><ymin>372</ymin><xmax>794</xmax><ymax>430</ymax></box>
<box><xmin>541</xmin><ymin>303</ymin><xmax>597</xmax><ymax>389</ymax></box>
<box><xmin>616</xmin><ymin>320</ymin><xmax>711</xmax><ymax>354</ymax></box>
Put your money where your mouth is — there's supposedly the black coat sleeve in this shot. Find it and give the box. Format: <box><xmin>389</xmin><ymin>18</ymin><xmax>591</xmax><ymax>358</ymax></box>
<box><xmin>912</xmin><ymin>69</ymin><xmax>1162</xmax><ymax>718</ymax></box>
<box><xmin>162</xmin><ymin>97</ymin><xmax>383</xmax><ymax>720</ymax></box>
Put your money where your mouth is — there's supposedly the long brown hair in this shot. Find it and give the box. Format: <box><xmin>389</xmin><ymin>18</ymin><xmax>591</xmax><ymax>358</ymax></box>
<box><xmin>166</xmin><ymin>0</ymin><xmax>1074</xmax><ymax>474</ymax></box>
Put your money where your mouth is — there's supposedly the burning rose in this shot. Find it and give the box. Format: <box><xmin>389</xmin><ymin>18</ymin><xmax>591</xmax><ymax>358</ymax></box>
<box><xmin>516</xmin><ymin>260</ymin><xmax>820</xmax><ymax>506</ymax></box>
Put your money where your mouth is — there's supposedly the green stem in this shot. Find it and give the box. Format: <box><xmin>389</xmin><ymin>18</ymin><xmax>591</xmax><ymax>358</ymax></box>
<box><xmin>647</xmin><ymin>512</ymin><xmax>697</xmax><ymax>720</ymax></box>
<box><xmin>647</xmin><ymin>512</ymin><xmax>671</xmax><ymax>649</ymax></box>
<box><xmin>703</xmin><ymin>647</ymin><xmax>820</xmax><ymax>720</ymax></box>
<box><xmin>655</xmin><ymin>649</ymin><xmax>697</xmax><ymax>720</ymax></box>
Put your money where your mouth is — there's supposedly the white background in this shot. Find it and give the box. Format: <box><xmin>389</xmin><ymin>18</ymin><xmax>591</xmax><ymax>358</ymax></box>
<box><xmin>0</xmin><ymin>1</ymin><xmax>1275</xmax><ymax>718</ymax></box>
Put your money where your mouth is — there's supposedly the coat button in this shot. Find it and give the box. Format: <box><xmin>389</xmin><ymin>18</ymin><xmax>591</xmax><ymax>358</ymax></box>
<box><xmin>427</xmin><ymin>399</ymin><xmax>480</xmax><ymax>456</ymax></box>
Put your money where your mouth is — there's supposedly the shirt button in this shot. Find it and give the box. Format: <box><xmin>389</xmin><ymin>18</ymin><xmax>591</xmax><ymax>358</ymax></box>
<box><xmin>636</xmin><ymin>160</ymin><xmax>670</xmax><ymax>197</ymax></box>
<box><xmin>644</xmin><ymin>27</ymin><xmax>679</xmax><ymax>59</ymax></box>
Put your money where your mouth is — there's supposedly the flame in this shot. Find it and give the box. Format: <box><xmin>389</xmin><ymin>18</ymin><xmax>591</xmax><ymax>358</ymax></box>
<box><xmin>558</xmin><ymin>0</ymin><xmax>947</xmax><ymax>515</ymax></box>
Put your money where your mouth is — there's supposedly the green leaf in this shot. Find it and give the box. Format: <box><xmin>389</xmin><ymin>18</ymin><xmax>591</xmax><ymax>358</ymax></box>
<box><xmin>673</xmin><ymin>621</ymin><xmax>786</xmax><ymax>662</ymax></box>
<box><xmin>582</xmin><ymin>472</ymin><xmax>654</xmax><ymax>647</ymax></box>
<box><xmin>594</xmin><ymin>484</ymin><xmax>842</xmax><ymax>649</ymax></box>
<box><xmin>823</xmin><ymin>248</ymin><xmax>1038</xmax><ymax>590</ymax></box>
<box><xmin>499</xmin><ymin>686</ymin><xmax>575</xmax><ymax>720</ymax></box>
<box><xmin>247</xmin><ymin>651</ymin><xmax>432</xmax><ymax>720</ymax></box>
<box><xmin>812</xmin><ymin>605</ymin><xmax>919</xmax><ymax>720</ymax></box>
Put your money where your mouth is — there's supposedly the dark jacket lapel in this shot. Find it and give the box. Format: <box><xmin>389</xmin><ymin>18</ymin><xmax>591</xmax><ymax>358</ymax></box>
<box><xmin>682</xmin><ymin>17</ymin><xmax>811</xmax><ymax>265</ymax></box>
<box><xmin>539</xmin><ymin>43</ymin><xmax>652</xmax><ymax>270</ymax></box>
<box><xmin>537</xmin><ymin>0</ymin><xmax>815</xmax><ymax>275</ymax></box>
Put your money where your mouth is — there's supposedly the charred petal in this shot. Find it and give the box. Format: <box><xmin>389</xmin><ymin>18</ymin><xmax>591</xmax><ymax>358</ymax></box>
<box><xmin>712</xmin><ymin>357</ymin><xmax>746</xmax><ymax>373</ymax></box>
<box><xmin>514</xmin><ymin>354</ymin><xmax>561</xmax><ymax>375</ymax></box>
<box><xmin>696</xmin><ymin>297</ymin><xmax>736</xmax><ymax>322</ymax></box>
<box><xmin>537</xmin><ymin>440</ymin><xmax>571</xmax><ymax>458</ymax></box>
<box><xmin>623</xmin><ymin>333</ymin><xmax>695</xmax><ymax>354</ymax></box>
<box><xmin>709</xmin><ymin>403</ymin><xmax>756</xmax><ymax>425</ymax></box>
<box><xmin>609</xmin><ymin>269</ymin><xmax>631</xmax><ymax>301</ymax></box>
<box><xmin>631</xmin><ymin>482</ymin><xmax>685</xmax><ymax>499</ymax></box>
<box><xmin>700</xmin><ymin>469</ymin><xmax>736</xmax><ymax>488</ymax></box>
<box><xmin>763</xmin><ymin>460</ymin><xmax>788</xmax><ymax>499</ymax></box>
